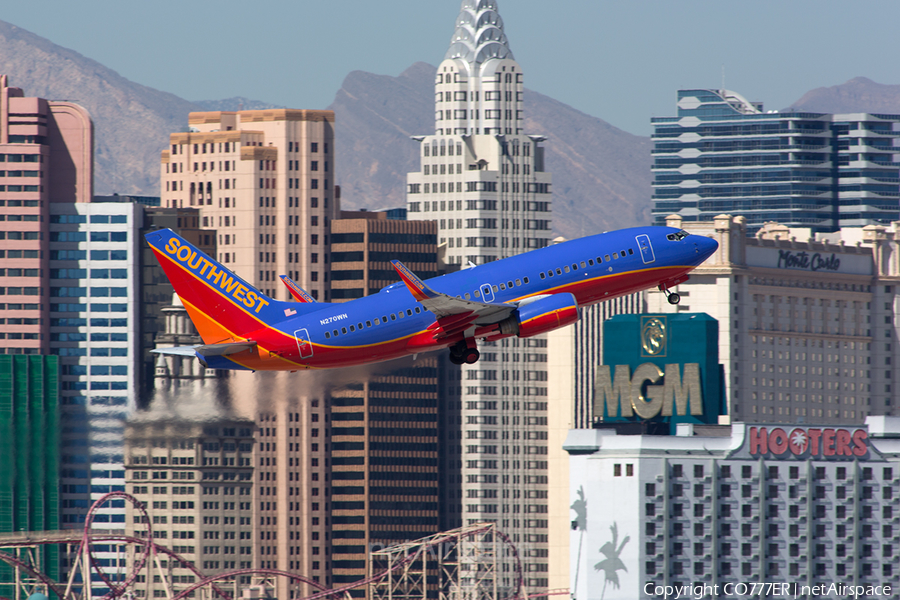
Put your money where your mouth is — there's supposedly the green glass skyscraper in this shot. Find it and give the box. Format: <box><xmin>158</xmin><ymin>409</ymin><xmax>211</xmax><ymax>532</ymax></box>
<box><xmin>0</xmin><ymin>355</ymin><xmax>61</xmax><ymax>594</ymax></box>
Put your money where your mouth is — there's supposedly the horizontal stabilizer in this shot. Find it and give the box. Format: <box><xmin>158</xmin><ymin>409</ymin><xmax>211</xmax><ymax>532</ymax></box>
<box><xmin>151</xmin><ymin>346</ymin><xmax>199</xmax><ymax>357</ymax></box>
<box><xmin>152</xmin><ymin>340</ymin><xmax>258</xmax><ymax>358</ymax></box>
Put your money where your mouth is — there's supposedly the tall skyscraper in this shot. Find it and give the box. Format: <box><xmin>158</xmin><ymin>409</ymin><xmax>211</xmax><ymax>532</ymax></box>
<box><xmin>0</xmin><ymin>74</ymin><xmax>93</xmax><ymax>356</ymax></box>
<box><xmin>651</xmin><ymin>88</ymin><xmax>900</xmax><ymax>233</ymax></box>
<box><xmin>158</xmin><ymin>107</ymin><xmax>342</xmax><ymax>600</ymax></box>
<box><xmin>330</xmin><ymin>212</ymin><xmax>441</xmax><ymax>597</ymax></box>
<box><xmin>407</xmin><ymin>2</ymin><xmax>553</xmax><ymax>591</ymax></box>
<box><xmin>406</xmin><ymin>0</ymin><xmax>552</xmax><ymax>266</ymax></box>
<box><xmin>50</xmin><ymin>200</ymin><xmax>141</xmax><ymax>595</ymax></box>
<box><xmin>158</xmin><ymin>109</ymin><xmax>338</xmax><ymax>302</ymax></box>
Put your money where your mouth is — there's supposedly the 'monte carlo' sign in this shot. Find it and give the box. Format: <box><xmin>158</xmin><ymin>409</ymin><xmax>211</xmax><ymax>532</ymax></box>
<box><xmin>728</xmin><ymin>425</ymin><xmax>877</xmax><ymax>461</ymax></box>
<box><xmin>595</xmin><ymin>313</ymin><xmax>723</xmax><ymax>429</ymax></box>
<box><xmin>745</xmin><ymin>244</ymin><xmax>872</xmax><ymax>276</ymax></box>
<box><xmin>777</xmin><ymin>249</ymin><xmax>840</xmax><ymax>272</ymax></box>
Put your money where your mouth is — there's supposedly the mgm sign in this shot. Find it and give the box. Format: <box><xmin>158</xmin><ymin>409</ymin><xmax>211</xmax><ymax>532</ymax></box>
<box><xmin>596</xmin><ymin>313</ymin><xmax>722</xmax><ymax>426</ymax></box>
<box><xmin>594</xmin><ymin>362</ymin><xmax>703</xmax><ymax>420</ymax></box>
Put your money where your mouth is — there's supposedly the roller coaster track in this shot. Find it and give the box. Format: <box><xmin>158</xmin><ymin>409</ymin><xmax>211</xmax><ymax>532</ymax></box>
<box><xmin>0</xmin><ymin>492</ymin><xmax>561</xmax><ymax>600</ymax></box>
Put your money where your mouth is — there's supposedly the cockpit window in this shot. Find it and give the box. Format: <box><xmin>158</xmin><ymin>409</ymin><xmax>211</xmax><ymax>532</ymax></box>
<box><xmin>666</xmin><ymin>230</ymin><xmax>690</xmax><ymax>241</ymax></box>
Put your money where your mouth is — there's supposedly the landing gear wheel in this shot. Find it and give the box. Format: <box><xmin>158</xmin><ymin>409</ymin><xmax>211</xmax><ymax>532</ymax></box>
<box><xmin>449</xmin><ymin>339</ymin><xmax>480</xmax><ymax>365</ymax></box>
<box><xmin>448</xmin><ymin>341</ymin><xmax>467</xmax><ymax>365</ymax></box>
<box><xmin>667</xmin><ymin>292</ymin><xmax>681</xmax><ymax>305</ymax></box>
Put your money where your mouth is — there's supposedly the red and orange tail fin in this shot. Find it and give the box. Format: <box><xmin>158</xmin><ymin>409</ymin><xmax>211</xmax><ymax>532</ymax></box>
<box><xmin>144</xmin><ymin>229</ymin><xmax>314</xmax><ymax>344</ymax></box>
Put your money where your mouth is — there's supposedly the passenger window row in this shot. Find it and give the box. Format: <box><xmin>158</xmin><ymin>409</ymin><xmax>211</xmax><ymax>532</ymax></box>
<box><xmin>461</xmin><ymin>276</ymin><xmax>531</xmax><ymax>300</ymax></box>
<box><xmin>537</xmin><ymin>248</ymin><xmax>634</xmax><ymax>280</ymax></box>
<box><xmin>324</xmin><ymin>306</ymin><xmax>425</xmax><ymax>339</ymax></box>
<box><xmin>322</xmin><ymin>244</ymin><xmax>638</xmax><ymax>342</ymax></box>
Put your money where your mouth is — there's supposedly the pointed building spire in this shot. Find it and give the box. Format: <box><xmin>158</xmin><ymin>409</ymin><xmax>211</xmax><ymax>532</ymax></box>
<box><xmin>444</xmin><ymin>0</ymin><xmax>514</xmax><ymax>65</ymax></box>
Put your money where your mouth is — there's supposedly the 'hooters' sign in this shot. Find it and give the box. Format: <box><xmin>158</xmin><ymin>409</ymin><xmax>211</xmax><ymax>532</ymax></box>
<box><xmin>733</xmin><ymin>425</ymin><xmax>873</xmax><ymax>460</ymax></box>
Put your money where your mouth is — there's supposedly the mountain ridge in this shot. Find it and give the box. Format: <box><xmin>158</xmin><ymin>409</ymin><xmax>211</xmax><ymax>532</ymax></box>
<box><xmin>4</xmin><ymin>19</ymin><xmax>899</xmax><ymax>238</ymax></box>
<box><xmin>787</xmin><ymin>77</ymin><xmax>900</xmax><ymax>115</ymax></box>
<box><xmin>328</xmin><ymin>62</ymin><xmax>653</xmax><ymax>237</ymax></box>
<box><xmin>0</xmin><ymin>19</ymin><xmax>655</xmax><ymax>237</ymax></box>
<box><xmin>0</xmin><ymin>19</ymin><xmax>202</xmax><ymax>195</ymax></box>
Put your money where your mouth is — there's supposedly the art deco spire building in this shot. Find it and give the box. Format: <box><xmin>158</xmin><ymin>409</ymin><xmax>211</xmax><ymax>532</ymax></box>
<box><xmin>407</xmin><ymin>0</ymin><xmax>552</xmax><ymax>265</ymax></box>
<box><xmin>407</xmin><ymin>2</ymin><xmax>552</xmax><ymax>592</ymax></box>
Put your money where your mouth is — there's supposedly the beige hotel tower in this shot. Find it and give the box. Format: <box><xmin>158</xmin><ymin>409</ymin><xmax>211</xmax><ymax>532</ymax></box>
<box><xmin>159</xmin><ymin>109</ymin><xmax>338</xmax><ymax>599</ymax></box>
<box><xmin>159</xmin><ymin>109</ymin><xmax>338</xmax><ymax>301</ymax></box>
<box><xmin>408</xmin><ymin>1</ymin><xmax>553</xmax><ymax>592</ymax></box>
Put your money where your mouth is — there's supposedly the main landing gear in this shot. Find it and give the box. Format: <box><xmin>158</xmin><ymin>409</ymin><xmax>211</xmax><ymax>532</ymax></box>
<box><xmin>449</xmin><ymin>339</ymin><xmax>480</xmax><ymax>365</ymax></box>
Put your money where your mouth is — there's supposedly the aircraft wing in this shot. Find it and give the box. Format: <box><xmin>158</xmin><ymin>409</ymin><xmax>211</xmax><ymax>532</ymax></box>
<box><xmin>391</xmin><ymin>260</ymin><xmax>514</xmax><ymax>339</ymax></box>
<box><xmin>152</xmin><ymin>340</ymin><xmax>258</xmax><ymax>357</ymax></box>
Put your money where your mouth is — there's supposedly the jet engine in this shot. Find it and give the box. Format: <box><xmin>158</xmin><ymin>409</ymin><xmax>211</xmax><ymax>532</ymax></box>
<box><xmin>496</xmin><ymin>292</ymin><xmax>579</xmax><ymax>338</ymax></box>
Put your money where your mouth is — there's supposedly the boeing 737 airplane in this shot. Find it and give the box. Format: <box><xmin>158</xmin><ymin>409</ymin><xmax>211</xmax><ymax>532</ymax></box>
<box><xmin>146</xmin><ymin>226</ymin><xmax>718</xmax><ymax>371</ymax></box>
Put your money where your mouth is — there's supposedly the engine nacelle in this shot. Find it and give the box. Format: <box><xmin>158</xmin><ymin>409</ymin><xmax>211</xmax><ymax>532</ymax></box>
<box><xmin>497</xmin><ymin>293</ymin><xmax>579</xmax><ymax>338</ymax></box>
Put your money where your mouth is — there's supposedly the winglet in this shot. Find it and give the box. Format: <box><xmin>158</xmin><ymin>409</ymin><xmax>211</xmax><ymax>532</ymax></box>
<box><xmin>280</xmin><ymin>275</ymin><xmax>316</xmax><ymax>303</ymax></box>
<box><xmin>391</xmin><ymin>260</ymin><xmax>438</xmax><ymax>302</ymax></box>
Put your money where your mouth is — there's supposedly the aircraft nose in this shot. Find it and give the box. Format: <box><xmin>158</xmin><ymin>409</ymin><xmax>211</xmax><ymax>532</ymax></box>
<box><xmin>693</xmin><ymin>235</ymin><xmax>719</xmax><ymax>262</ymax></box>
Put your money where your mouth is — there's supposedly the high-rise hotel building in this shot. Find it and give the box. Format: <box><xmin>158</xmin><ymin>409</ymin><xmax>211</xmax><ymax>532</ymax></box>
<box><xmin>330</xmin><ymin>212</ymin><xmax>441</xmax><ymax>597</ymax></box>
<box><xmin>159</xmin><ymin>109</ymin><xmax>337</xmax><ymax>301</ymax></box>
<box><xmin>651</xmin><ymin>88</ymin><xmax>900</xmax><ymax>233</ymax></box>
<box><xmin>158</xmin><ymin>107</ymin><xmax>342</xmax><ymax>600</ymax></box>
<box><xmin>407</xmin><ymin>1</ymin><xmax>553</xmax><ymax>591</ymax></box>
<box><xmin>566</xmin><ymin>418</ymin><xmax>900</xmax><ymax>599</ymax></box>
<box><xmin>407</xmin><ymin>0</ymin><xmax>552</xmax><ymax>266</ymax></box>
<box><xmin>0</xmin><ymin>74</ymin><xmax>93</xmax><ymax>355</ymax></box>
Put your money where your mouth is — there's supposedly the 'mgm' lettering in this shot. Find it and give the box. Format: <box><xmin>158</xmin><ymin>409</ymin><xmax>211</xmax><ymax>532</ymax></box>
<box><xmin>593</xmin><ymin>363</ymin><xmax>703</xmax><ymax>419</ymax></box>
<box><xmin>164</xmin><ymin>237</ymin><xmax>270</xmax><ymax>314</ymax></box>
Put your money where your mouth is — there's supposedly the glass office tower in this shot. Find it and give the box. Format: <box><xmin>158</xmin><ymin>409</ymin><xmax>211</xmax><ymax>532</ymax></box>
<box><xmin>652</xmin><ymin>89</ymin><xmax>900</xmax><ymax>233</ymax></box>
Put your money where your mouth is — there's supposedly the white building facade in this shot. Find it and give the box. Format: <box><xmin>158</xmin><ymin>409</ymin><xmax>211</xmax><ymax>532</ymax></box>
<box><xmin>406</xmin><ymin>1</ymin><xmax>553</xmax><ymax>591</ymax></box>
<box><xmin>50</xmin><ymin>200</ymin><xmax>141</xmax><ymax>594</ymax></box>
<box><xmin>566</xmin><ymin>419</ymin><xmax>900</xmax><ymax>600</ymax></box>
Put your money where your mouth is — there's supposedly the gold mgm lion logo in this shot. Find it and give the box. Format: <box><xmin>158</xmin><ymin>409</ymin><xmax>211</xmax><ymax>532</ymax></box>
<box><xmin>641</xmin><ymin>316</ymin><xmax>666</xmax><ymax>357</ymax></box>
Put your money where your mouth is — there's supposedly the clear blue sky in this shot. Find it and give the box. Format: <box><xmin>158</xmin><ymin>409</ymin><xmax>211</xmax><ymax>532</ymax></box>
<box><xmin>5</xmin><ymin>0</ymin><xmax>900</xmax><ymax>136</ymax></box>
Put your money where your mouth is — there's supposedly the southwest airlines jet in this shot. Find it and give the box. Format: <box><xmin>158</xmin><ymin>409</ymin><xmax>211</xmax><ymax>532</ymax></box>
<box><xmin>146</xmin><ymin>226</ymin><xmax>718</xmax><ymax>371</ymax></box>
